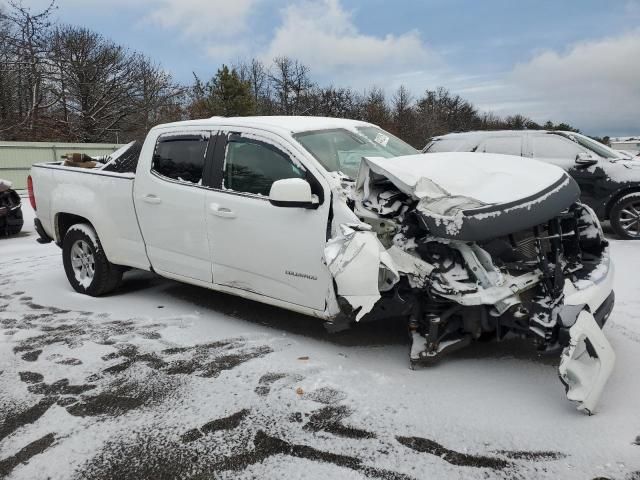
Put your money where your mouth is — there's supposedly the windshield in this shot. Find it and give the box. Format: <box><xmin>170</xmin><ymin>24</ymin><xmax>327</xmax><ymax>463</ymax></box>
<box><xmin>294</xmin><ymin>126</ymin><xmax>418</xmax><ymax>178</ymax></box>
<box><xmin>557</xmin><ymin>132</ymin><xmax>621</xmax><ymax>160</ymax></box>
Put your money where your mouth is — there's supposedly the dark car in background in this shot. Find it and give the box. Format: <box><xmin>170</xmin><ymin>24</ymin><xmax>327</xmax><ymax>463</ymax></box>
<box><xmin>0</xmin><ymin>179</ymin><xmax>23</xmax><ymax>236</ymax></box>
<box><xmin>424</xmin><ymin>130</ymin><xmax>640</xmax><ymax>239</ymax></box>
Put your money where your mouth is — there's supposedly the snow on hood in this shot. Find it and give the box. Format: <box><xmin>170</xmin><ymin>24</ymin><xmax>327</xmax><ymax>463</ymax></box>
<box><xmin>359</xmin><ymin>153</ymin><xmax>566</xmax><ymax>205</ymax></box>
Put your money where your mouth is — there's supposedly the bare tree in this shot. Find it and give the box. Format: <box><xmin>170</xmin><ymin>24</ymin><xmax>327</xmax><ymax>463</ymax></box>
<box><xmin>362</xmin><ymin>87</ymin><xmax>391</xmax><ymax>129</ymax></box>
<box><xmin>127</xmin><ymin>57</ymin><xmax>185</xmax><ymax>139</ymax></box>
<box><xmin>1</xmin><ymin>2</ymin><xmax>581</xmax><ymax>146</ymax></box>
<box><xmin>268</xmin><ymin>56</ymin><xmax>313</xmax><ymax>114</ymax></box>
<box><xmin>235</xmin><ymin>58</ymin><xmax>272</xmax><ymax>113</ymax></box>
<box><xmin>391</xmin><ymin>85</ymin><xmax>417</xmax><ymax>144</ymax></box>
<box><xmin>50</xmin><ymin>25</ymin><xmax>145</xmax><ymax>141</ymax></box>
<box><xmin>0</xmin><ymin>0</ymin><xmax>58</xmax><ymax>138</ymax></box>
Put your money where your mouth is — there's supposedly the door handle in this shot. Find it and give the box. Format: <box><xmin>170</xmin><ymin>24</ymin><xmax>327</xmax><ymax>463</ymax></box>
<box><xmin>142</xmin><ymin>194</ymin><xmax>162</xmax><ymax>205</ymax></box>
<box><xmin>209</xmin><ymin>203</ymin><xmax>236</xmax><ymax>218</ymax></box>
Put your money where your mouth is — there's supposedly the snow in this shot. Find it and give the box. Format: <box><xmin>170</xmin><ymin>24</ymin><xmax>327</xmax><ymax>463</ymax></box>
<box><xmin>600</xmin><ymin>159</ymin><xmax>640</xmax><ymax>183</ymax></box>
<box><xmin>159</xmin><ymin>115</ymin><xmax>373</xmax><ymax>135</ymax></box>
<box><xmin>1</xmin><ymin>204</ymin><xmax>640</xmax><ymax>479</ymax></box>
<box><xmin>361</xmin><ymin>153</ymin><xmax>566</xmax><ymax>205</ymax></box>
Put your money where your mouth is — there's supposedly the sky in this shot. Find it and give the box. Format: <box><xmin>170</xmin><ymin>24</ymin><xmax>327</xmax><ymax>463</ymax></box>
<box><xmin>14</xmin><ymin>0</ymin><xmax>640</xmax><ymax>136</ymax></box>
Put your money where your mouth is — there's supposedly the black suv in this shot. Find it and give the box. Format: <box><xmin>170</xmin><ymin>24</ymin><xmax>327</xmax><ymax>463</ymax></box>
<box><xmin>0</xmin><ymin>179</ymin><xmax>24</xmax><ymax>236</ymax></box>
<box><xmin>424</xmin><ymin>130</ymin><xmax>640</xmax><ymax>239</ymax></box>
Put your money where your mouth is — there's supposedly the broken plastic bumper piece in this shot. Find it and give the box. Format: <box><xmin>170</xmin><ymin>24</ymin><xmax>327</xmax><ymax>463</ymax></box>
<box><xmin>558</xmin><ymin>309</ymin><xmax>615</xmax><ymax>415</ymax></box>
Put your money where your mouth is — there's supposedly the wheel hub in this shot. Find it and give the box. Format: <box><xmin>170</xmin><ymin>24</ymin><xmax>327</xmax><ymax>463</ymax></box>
<box><xmin>71</xmin><ymin>239</ymin><xmax>95</xmax><ymax>284</ymax></box>
<box><xmin>619</xmin><ymin>201</ymin><xmax>640</xmax><ymax>237</ymax></box>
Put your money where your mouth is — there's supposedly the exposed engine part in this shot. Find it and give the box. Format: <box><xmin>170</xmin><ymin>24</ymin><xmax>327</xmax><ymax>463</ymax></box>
<box><xmin>326</xmin><ymin>155</ymin><xmax>615</xmax><ymax>413</ymax></box>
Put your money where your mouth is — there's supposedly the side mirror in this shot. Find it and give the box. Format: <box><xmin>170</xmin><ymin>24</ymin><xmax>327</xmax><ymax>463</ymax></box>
<box><xmin>269</xmin><ymin>178</ymin><xmax>318</xmax><ymax>208</ymax></box>
<box><xmin>575</xmin><ymin>152</ymin><xmax>598</xmax><ymax>168</ymax></box>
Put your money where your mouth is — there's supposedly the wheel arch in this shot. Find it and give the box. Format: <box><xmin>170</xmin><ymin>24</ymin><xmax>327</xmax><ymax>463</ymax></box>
<box><xmin>55</xmin><ymin>212</ymin><xmax>95</xmax><ymax>244</ymax></box>
<box><xmin>604</xmin><ymin>186</ymin><xmax>640</xmax><ymax>219</ymax></box>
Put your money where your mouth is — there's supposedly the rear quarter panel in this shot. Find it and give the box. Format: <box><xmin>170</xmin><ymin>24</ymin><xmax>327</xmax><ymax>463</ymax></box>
<box><xmin>33</xmin><ymin>165</ymin><xmax>149</xmax><ymax>270</ymax></box>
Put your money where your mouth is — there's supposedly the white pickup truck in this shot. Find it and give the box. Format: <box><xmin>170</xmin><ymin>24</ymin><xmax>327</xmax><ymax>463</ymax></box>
<box><xmin>29</xmin><ymin>116</ymin><xmax>616</xmax><ymax>413</ymax></box>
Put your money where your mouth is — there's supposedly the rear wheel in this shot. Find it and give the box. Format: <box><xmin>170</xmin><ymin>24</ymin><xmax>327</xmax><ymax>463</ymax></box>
<box><xmin>610</xmin><ymin>193</ymin><xmax>640</xmax><ymax>240</ymax></box>
<box><xmin>62</xmin><ymin>224</ymin><xmax>122</xmax><ymax>296</ymax></box>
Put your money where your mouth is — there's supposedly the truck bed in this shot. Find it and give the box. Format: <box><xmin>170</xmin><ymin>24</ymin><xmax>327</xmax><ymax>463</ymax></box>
<box><xmin>30</xmin><ymin>161</ymin><xmax>149</xmax><ymax>270</ymax></box>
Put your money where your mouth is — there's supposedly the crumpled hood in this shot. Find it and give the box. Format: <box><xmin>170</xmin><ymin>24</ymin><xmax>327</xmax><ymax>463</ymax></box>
<box><xmin>358</xmin><ymin>152</ymin><xmax>567</xmax><ymax>204</ymax></box>
<box><xmin>356</xmin><ymin>152</ymin><xmax>580</xmax><ymax>241</ymax></box>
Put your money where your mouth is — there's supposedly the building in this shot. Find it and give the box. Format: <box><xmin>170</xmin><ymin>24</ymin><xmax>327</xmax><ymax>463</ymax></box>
<box><xmin>610</xmin><ymin>137</ymin><xmax>640</xmax><ymax>155</ymax></box>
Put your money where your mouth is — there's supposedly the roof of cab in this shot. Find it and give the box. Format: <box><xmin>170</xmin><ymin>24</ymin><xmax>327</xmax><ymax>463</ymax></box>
<box><xmin>153</xmin><ymin>116</ymin><xmax>374</xmax><ymax>136</ymax></box>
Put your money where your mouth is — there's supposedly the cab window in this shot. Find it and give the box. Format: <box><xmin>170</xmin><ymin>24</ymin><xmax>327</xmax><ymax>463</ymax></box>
<box><xmin>223</xmin><ymin>137</ymin><xmax>305</xmax><ymax>196</ymax></box>
<box><xmin>152</xmin><ymin>135</ymin><xmax>208</xmax><ymax>185</ymax></box>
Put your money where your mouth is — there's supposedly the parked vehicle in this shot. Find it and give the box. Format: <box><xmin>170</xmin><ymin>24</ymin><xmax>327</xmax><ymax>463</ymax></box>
<box><xmin>0</xmin><ymin>179</ymin><xmax>23</xmax><ymax>236</ymax></box>
<box><xmin>424</xmin><ymin>130</ymin><xmax>640</xmax><ymax>239</ymax></box>
<box><xmin>30</xmin><ymin>117</ymin><xmax>615</xmax><ymax>412</ymax></box>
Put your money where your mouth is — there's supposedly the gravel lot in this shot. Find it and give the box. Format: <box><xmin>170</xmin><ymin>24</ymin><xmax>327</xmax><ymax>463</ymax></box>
<box><xmin>1</xmin><ymin>204</ymin><xmax>639</xmax><ymax>479</ymax></box>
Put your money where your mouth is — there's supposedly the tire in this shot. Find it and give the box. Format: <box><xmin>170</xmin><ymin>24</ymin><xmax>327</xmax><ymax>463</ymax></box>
<box><xmin>62</xmin><ymin>223</ymin><xmax>123</xmax><ymax>296</ymax></box>
<box><xmin>6</xmin><ymin>207</ymin><xmax>23</xmax><ymax>235</ymax></box>
<box><xmin>1</xmin><ymin>207</ymin><xmax>23</xmax><ymax>236</ymax></box>
<box><xmin>610</xmin><ymin>193</ymin><xmax>640</xmax><ymax>240</ymax></box>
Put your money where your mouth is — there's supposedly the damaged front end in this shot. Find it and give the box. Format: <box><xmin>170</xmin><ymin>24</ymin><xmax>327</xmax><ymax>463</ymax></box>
<box><xmin>325</xmin><ymin>154</ymin><xmax>615</xmax><ymax>413</ymax></box>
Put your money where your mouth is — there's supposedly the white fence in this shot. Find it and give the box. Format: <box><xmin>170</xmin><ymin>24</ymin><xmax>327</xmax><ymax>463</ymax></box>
<box><xmin>0</xmin><ymin>141</ymin><xmax>122</xmax><ymax>189</ymax></box>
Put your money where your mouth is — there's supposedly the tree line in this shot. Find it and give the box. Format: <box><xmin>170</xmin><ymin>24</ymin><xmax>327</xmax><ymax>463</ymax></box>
<box><xmin>0</xmin><ymin>1</ymin><xmax>578</xmax><ymax>147</ymax></box>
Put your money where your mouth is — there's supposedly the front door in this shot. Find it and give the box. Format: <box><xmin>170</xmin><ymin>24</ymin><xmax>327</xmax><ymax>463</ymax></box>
<box><xmin>204</xmin><ymin>131</ymin><xmax>331</xmax><ymax>310</ymax></box>
<box><xmin>134</xmin><ymin>131</ymin><xmax>213</xmax><ymax>283</ymax></box>
<box><xmin>528</xmin><ymin>133</ymin><xmax>605</xmax><ymax>209</ymax></box>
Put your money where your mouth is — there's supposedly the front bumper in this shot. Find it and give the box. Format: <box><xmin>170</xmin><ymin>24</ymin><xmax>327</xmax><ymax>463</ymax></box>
<box><xmin>563</xmin><ymin>245</ymin><xmax>614</xmax><ymax>314</ymax></box>
<box><xmin>558</xmin><ymin>246</ymin><xmax>615</xmax><ymax>414</ymax></box>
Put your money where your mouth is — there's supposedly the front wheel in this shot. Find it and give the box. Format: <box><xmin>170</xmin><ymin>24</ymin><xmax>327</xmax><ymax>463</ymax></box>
<box><xmin>610</xmin><ymin>193</ymin><xmax>640</xmax><ymax>240</ymax></box>
<box><xmin>62</xmin><ymin>224</ymin><xmax>122</xmax><ymax>296</ymax></box>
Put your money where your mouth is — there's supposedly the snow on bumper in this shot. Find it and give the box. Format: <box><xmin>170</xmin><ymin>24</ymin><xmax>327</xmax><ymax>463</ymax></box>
<box><xmin>558</xmin><ymin>309</ymin><xmax>615</xmax><ymax>415</ymax></box>
<box><xmin>559</xmin><ymin>245</ymin><xmax>615</xmax><ymax>414</ymax></box>
<box><xmin>563</xmin><ymin>245</ymin><xmax>614</xmax><ymax>313</ymax></box>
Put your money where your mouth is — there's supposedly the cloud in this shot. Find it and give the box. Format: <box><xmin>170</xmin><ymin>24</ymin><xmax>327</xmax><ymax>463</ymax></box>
<box><xmin>260</xmin><ymin>0</ymin><xmax>440</xmax><ymax>84</ymax></box>
<box><xmin>505</xmin><ymin>30</ymin><xmax>640</xmax><ymax>134</ymax></box>
<box><xmin>146</xmin><ymin>0</ymin><xmax>258</xmax><ymax>39</ymax></box>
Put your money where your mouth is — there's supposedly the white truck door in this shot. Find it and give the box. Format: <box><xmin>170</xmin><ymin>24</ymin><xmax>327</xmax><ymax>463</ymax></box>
<box><xmin>204</xmin><ymin>131</ymin><xmax>331</xmax><ymax>311</ymax></box>
<box><xmin>134</xmin><ymin>131</ymin><xmax>213</xmax><ymax>283</ymax></box>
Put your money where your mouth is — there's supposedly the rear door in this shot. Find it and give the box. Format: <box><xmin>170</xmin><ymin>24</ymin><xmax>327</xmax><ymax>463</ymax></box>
<box><xmin>204</xmin><ymin>129</ymin><xmax>331</xmax><ymax>310</ymax></box>
<box><xmin>134</xmin><ymin>131</ymin><xmax>214</xmax><ymax>283</ymax></box>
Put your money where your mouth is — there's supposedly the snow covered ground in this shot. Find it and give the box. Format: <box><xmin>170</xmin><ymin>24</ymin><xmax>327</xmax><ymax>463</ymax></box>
<box><xmin>1</xmin><ymin>204</ymin><xmax>639</xmax><ymax>480</ymax></box>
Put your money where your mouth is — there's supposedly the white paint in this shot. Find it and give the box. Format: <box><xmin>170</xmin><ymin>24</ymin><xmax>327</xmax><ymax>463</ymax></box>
<box><xmin>359</xmin><ymin>153</ymin><xmax>565</xmax><ymax>205</ymax></box>
<box><xmin>324</xmin><ymin>224</ymin><xmax>399</xmax><ymax>321</ymax></box>
<box><xmin>559</xmin><ymin>310</ymin><xmax>616</xmax><ymax>414</ymax></box>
